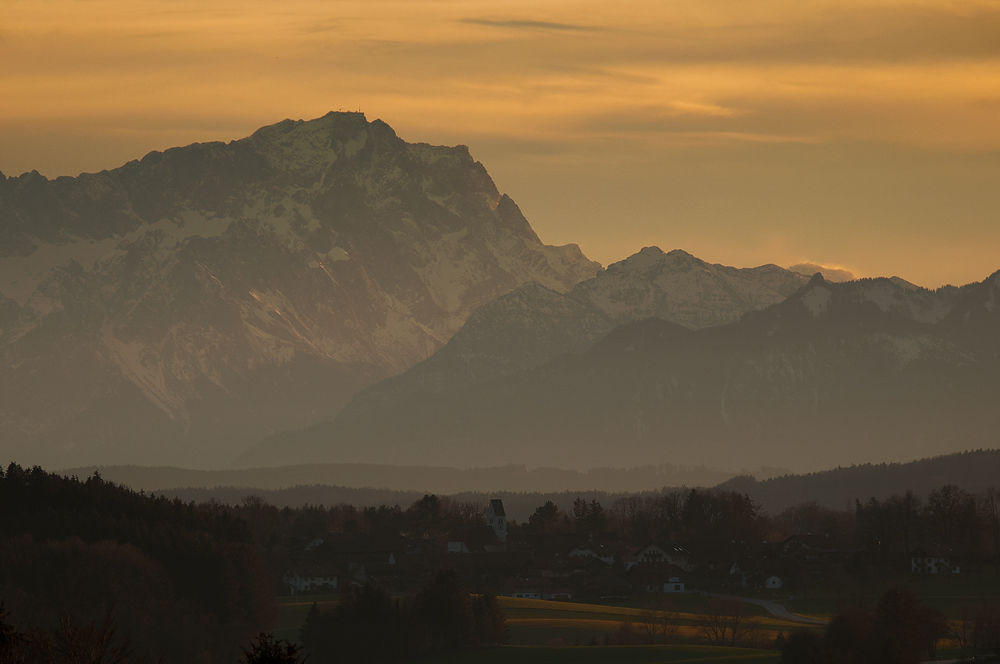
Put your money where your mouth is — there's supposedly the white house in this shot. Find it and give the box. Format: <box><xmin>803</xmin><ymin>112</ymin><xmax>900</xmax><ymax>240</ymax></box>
<box><xmin>663</xmin><ymin>576</ymin><xmax>685</xmax><ymax>593</ymax></box>
<box><xmin>636</xmin><ymin>541</ymin><xmax>692</xmax><ymax>571</ymax></box>
<box><xmin>500</xmin><ymin>577</ymin><xmax>552</xmax><ymax>599</ymax></box>
<box><xmin>640</xmin><ymin>576</ymin><xmax>685</xmax><ymax>593</ymax></box>
<box><xmin>911</xmin><ymin>546</ymin><xmax>961</xmax><ymax>574</ymax></box>
<box><xmin>567</xmin><ymin>543</ymin><xmax>621</xmax><ymax>564</ymax></box>
<box><xmin>285</xmin><ymin>565</ymin><xmax>339</xmax><ymax>595</ymax></box>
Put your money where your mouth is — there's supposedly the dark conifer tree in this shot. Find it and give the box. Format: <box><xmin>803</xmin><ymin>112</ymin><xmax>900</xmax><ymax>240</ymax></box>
<box><xmin>471</xmin><ymin>594</ymin><xmax>508</xmax><ymax>647</ymax></box>
<box><xmin>240</xmin><ymin>633</ymin><xmax>304</xmax><ymax>664</ymax></box>
<box><xmin>413</xmin><ymin>570</ymin><xmax>473</xmax><ymax>653</ymax></box>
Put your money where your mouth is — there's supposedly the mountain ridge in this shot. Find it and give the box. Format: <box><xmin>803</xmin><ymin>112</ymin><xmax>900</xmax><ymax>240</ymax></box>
<box><xmin>341</xmin><ymin>246</ymin><xmax>810</xmax><ymax>417</ymax></box>
<box><xmin>244</xmin><ymin>270</ymin><xmax>1000</xmax><ymax>471</ymax></box>
<box><xmin>0</xmin><ymin>112</ymin><xmax>599</xmax><ymax>468</ymax></box>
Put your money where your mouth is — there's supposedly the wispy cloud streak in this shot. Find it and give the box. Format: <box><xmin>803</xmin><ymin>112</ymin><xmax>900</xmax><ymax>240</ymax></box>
<box><xmin>460</xmin><ymin>18</ymin><xmax>601</xmax><ymax>32</ymax></box>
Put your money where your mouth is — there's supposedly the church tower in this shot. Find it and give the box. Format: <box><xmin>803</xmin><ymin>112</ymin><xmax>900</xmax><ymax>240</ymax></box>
<box><xmin>487</xmin><ymin>498</ymin><xmax>507</xmax><ymax>543</ymax></box>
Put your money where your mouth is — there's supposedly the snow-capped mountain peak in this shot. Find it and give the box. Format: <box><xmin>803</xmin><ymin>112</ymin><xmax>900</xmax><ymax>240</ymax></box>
<box><xmin>0</xmin><ymin>112</ymin><xmax>599</xmax><ymax>468</ymax></box>
<box><xmin>571</xmin><ymin>246</ymin><xmax>808</xmax><ymax>328</ymax></box>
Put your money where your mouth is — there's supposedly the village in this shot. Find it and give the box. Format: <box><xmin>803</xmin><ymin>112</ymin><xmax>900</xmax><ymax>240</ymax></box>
<box><xmin>281</xmin><ymin>497</ymin><xmax>964</xmax><ymax>603</ymax></box>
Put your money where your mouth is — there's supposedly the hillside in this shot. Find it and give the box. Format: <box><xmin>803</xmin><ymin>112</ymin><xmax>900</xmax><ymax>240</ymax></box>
<box><xmin>721</xmin><ymin>449</ymin><xmax>1000</xmax><ymax>512</ymax></box>
<box><xmin>57</xmin><ymin>461</ymin><xmax>741</xmax><ymax>497</ymax></box>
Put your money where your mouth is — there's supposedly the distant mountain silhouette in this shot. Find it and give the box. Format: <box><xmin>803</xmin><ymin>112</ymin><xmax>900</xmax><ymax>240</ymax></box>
<box><xmin>246</xmin><ymin>271</ymin><xmax>1000</xmax><ymax>471</ymax></box>
<box><xmin>74</xmin><ymin>450</ymin><xmax>1000</xmax><ymax>523</ymax></box>
<box><xmin>719</xmin><ymin>449</ymin><xmax>1000</xmax><ymax>512</ymax></box>
<box><xmin>57</xmin><ymin>460</ymin><xmax>740</xmax><ymax>497</ymax></box>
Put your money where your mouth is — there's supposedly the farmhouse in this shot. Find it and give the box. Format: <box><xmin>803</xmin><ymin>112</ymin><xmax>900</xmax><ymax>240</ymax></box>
<box><xmin>500</xmin><ymin>576</ymin><xmax>553</xmax><ymax>599</ymax></box>
<box><xmin>911</xmin><ymin>545</ymin><xmax>961</xmax><ymax>574</ymax></box>
<box><xmin>636</xmin><ymin>541</ymin><xmax>692</xmax><ymax>571</ymax></box>
<box><xmin>285</xmin><ymin>565</ymin><xmax>339</xmax><ymax>595</ymax></box>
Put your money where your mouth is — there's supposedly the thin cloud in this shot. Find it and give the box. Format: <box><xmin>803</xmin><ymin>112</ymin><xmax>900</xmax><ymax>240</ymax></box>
<box><xmin>460</xmin><ymin>18</ymin><xmax>601</xmax><ymax>33</ymax></box>
<box><xmin>669</xmin><ymin>131</ymin><xmax>825</xmax><ymax>144</ymax></box>
<box><xmin>297</xmin><ymin>19</ymin><xmax>343</xmax><ymax>35</ymax></box>
<box><xmin>790</xmin><ymin>262</ymin><xmax>856</xmax><ymax>282</ymax></box>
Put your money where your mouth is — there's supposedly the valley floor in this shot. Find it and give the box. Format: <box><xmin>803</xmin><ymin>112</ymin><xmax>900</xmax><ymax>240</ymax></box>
<box><xmin>277</xmin><ymin>583</ymin><xmax>999</xmax><ymax>662</ymax></box>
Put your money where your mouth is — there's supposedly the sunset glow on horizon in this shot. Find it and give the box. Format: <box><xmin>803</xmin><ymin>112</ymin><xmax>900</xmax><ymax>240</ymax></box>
<box><xmin>3</xmin><ymin>0</ymin><xmax>999</xmax><ymax>288</ymax></box>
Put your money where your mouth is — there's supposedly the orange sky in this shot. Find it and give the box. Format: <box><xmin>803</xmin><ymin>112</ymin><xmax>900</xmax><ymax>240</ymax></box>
<box><xmin>2</xmin><ymin>0</ymin><xmax>999</xmax><ymax>288</ymax></box>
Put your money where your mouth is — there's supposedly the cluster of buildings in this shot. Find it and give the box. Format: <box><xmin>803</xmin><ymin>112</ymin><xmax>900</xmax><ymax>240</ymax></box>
<box><xmin>283</xmin><ymin>499</ymin><xmax>963</xmax><ymax>598</ymax></box>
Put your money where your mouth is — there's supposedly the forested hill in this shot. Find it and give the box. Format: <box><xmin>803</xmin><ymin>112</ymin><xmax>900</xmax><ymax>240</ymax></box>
<box><xmin>0</xmin><ymin>463</ymin><xmax>274</xmax><ymax>663</ymax></box>
<box><xmin>718</xmin><ymin>449</ymin><xmax>1000</xmax><ymax>512</ymax></box>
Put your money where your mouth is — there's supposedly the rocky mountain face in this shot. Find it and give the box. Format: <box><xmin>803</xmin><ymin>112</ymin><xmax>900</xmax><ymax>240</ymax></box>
<box><xmin>248</xmin><ymin>272</ymin><xmax>1000</xmax><ymax>472</ymax></box>
<box><xmin>0</xmin><ymin>112</ymin><xmax>599</xmax><ymax>468</ymax></box>
<box><xmin>343</xmin><ymin>246</ymin><xmax>808</xmax><ymax>416</ymax></box>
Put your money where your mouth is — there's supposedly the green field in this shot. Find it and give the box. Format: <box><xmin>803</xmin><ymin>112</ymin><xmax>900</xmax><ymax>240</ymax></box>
<box><xmin>274</xmin><ymin>593</ymin><xmax>807</xmax><ymax>648</ymax></box>
<box><xmin>273</xmin><ymin>593</ymin><xmax>809</xmax><ymax>660</ymax></box>
<box><xmin>577</xmin><ymin>594</ymin><xmax>771</xmax><ymax>617</ymax></box>
<box><xmin>777</xmin><ymin>571</ymin><xmax>1000</xmax><ymax>620</ymax></box>
<box><xmin>274</xmin><ymin>594</ymin><xmax>339</xmax><ymax>642</ymax></box>
<box><xmin>496</xmin><ymin>597</ymin><xmax>804</xmax><ymax>646</ymax></box>
<box><xmin>274</xmin><ymin>575</ymin><xmax>1000</xmax><ymax>661</ymax></box>
<box><xmin>414</xmin><ymin>644</ymin><xmax>781</xmax><ymax>663</ymax></box>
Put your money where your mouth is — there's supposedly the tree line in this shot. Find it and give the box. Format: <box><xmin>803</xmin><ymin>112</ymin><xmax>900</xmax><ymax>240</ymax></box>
<box><xmin>8</xmin><ymin>458</ymin><xmax>1000</xmax><ymax>662</ymax></box>
<box><xmin>225</xmin><ymin>481</ymin><xmax>1000</xmax><ymax>576</ymax></box>
<box><xmin>233</xmin><ymin>481</ymin><xmax>1000</xmax><ymax>592</ymax></box>
<box><xmin>0</xmin><ymin>463</ymin><xmax>274</xmax><ymax>663</ymax></box>
<box><xmin>781</xmin><ymin>587</ymin><xmax>951</xmax><ymax>664</ymax></box>
<box><xmin>526</xmin><ymin>484</ymin><xmax>1000</xmax><ymax>566</ymax></box>
<box><xmin>299</xmin><ymin>570</ymin><xmax>506</xmax><ymax>663</ymax></box>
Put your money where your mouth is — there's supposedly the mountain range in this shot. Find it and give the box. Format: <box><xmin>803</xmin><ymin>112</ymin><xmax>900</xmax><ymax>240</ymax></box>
<box><xmin>246</xmin><ymin>270</ymin><xmax>1000</xmax><ymax>471</ymax></box>
<box><xmin>342</xmin><ymin>246</ymin><xmax>809</xmax><ymax>417</ymax></box>
<box><xmin>0</xmin><ymin>112</ymin><xmax>597</xmax><ymax>467</ymax></box>
<box><xmin>2</xmin><ymin>111</ymin><xmax>997</xmax><ymax>473</ymax></box>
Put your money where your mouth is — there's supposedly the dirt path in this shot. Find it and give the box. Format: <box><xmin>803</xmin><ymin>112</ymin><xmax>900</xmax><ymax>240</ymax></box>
<box><xmin>705</xmin><ymin>592</ymin><xmax>829</xmax><ymax>625</ymax></box>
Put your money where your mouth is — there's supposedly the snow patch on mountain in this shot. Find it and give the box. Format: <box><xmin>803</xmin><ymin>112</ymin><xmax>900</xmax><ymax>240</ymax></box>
<box><xmin>860</xmin><ymin>280</ymin><xmax>951</xmax><ymax>323</ymax></box>
<box><xmin>0</xmin><ymin>111</ymin><xmax>600</xmax><ymax>467</ymax></box>
<box><xmin>801</xmin><ymin>285</ymin><xmax>832</xmax><ymax>317</ymax></box>
<box><xmin>881</xmin><ymin>334</ymin><xmax>928</xmax><ymax>366</ymax></box>
<box><xmin>571</xmin><ymin>246</ymin><xmax>808</xmax><ymax>329</ymax></box>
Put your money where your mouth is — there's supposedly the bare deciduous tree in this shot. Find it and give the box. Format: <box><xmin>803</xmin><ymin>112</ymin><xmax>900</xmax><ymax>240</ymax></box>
<box><xmin>981</xmin><ymin>486</ymin><xmax>1000</xmax><ymax>568</ymax></box>
<box><xmin>47</xmin><ymin>608</ymin><xmax>133</xmax><ymax>664</ymax></box>
<box><xmin>615</xmin><ymin>617</ymin><xmax>635</xmax><ymax>645</ymax></box>
<box><xmin>955</xmin><ymin>603</ymin><xmax>975</xmax><ymax>656</ymax></box>
<box><xmin>696</xmin><ymin>597</ymin><xmax>753</xmax><ymax>647</ymax></box>
<box><xmin>456</xmin><ymin>501</ymin><xmax>487</xmax><ymax>527</ymax></box>
<box><xmin>637</xmin><ymin>598</ymin><xmax>679</xmax><ymax>645</ymax></box>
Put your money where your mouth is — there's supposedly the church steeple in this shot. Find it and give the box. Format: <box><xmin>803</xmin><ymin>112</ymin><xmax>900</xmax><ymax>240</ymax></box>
<box><xmin>487</xmin><ymin>498</ymin><xmax>506</xmax><ymax>543</ymax></box>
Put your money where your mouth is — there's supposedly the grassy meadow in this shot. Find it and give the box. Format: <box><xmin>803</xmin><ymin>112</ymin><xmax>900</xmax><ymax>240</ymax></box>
<box><xmin>414</xmin><ymin>644</ymin><xmax>781</xmax><ymax>663</ymax></box>
<box><xmin>765</xmin><ymin>569</ymin><xmax>1000</xmax><ymax>620</ymax></box>
<box><xmin>276</xmin><ymin>586</ymin><xmax>995</xmax><ymax>661</ymax></box>
<box><xmin>276</xmin><ymin>593</ymin><xmax>803</xmax><ymax>662</ymax></box>
<box><xmin>274</xmin><ymin>593</ymin><xmax>340</xmax><ymax>642</ymax></box>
